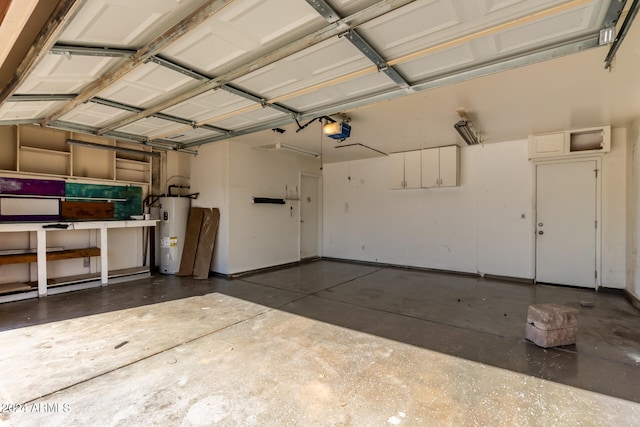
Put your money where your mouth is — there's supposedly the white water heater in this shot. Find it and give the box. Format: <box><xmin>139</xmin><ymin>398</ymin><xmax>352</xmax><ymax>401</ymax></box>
<box><xmin>159</xmin><ymin>196</ymin><xmax>190</xmax><ymax>274</ymax></box>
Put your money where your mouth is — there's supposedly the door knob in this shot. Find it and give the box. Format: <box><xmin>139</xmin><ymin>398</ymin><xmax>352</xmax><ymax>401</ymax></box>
<box><xmin>538</xmin><ymin>231</ymin><xmax>544</xmax><ymax>235</ymax></box>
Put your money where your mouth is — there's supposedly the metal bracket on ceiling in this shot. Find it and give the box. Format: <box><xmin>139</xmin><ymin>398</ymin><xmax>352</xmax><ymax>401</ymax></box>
<box><xmin>90</xmin><ymin>97</ymin><xmax>230</xmax><ymax>135</ymax></box>
<box><xmin>91</xmin><ymin>97</ymin><xmax>143</xmax><ymax>113</ymax></box>
<box><xmin>8</xmin><ymin>94</ymin><xmax>76</xmax><ymax>102</ymax></box>
<box><xmin>146</xmin><ymin>56</ymin><xmax>210</xmax><ymax>81</ymax></box>
<box><xmin>308</xmin><ymin>0</ymin><xmax>410</xmax><ymax>90</ymax></box>
<box><xmin>603</xmin><ymin>0</ymin><xmax>627</xmax><ymax>28</ymax></box>
<box><xmin>605</xmin><ymin>0</ymin><xmax>639</xmax><ymax>69</ymax></box>
<box><xmin>342</xmin><ymin>30</ymin><xmax>410</xmax><ymax>89</ymax></box>
<box><xmin>305</xmin><ymin>0</ymin><xmax>340</xmax><ymax>23</ymax></box>
<box><xmin>219</xmin><ymin>84</ymin><xmax>299</xmax><ymax>116</ymax></box>
<box><xmin>599</xmin><ymin>0</ymin><xmax>628</xmax><ymax>45</ymax></box>
<box><xmin>50</xmin><ymin>44</ymin><xmax>136</xmax><ymax>58</ymax></box>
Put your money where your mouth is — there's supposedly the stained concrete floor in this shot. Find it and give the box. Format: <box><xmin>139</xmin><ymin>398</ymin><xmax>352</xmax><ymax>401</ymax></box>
<box><xmin>1</xmin><ymin>260</ymin><xmax>639</xmax><ymax>426</ymax></box>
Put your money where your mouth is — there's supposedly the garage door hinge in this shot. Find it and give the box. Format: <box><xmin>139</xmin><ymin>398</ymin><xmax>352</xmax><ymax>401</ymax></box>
<box><xmin>595</xmin><ymin>270</ymin><xmax>597</xmax><ymax>279</ymax></box>
<box><xmin>595</xmin><ymin>220</ymin><xmax>597</xmax><ymax>228</ymax></box>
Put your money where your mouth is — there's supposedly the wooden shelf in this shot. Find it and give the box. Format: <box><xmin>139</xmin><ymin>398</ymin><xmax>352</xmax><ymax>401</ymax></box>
<box><xmin>0</xmin><ymin>124</ymin><xmax>152</xmax><ymax>185</ymax></box>
<box><xmin>39</xmin><ymin>267</ymin><xmax>150</xmax><ymax>288</ymax></box>
<box><xmin>116</xmin><ymin>158</ymin><xmax>149</xmax><ymax>166</ymax></box>
<box><xmin>0</xmin><ymin>282</ymin><xmax>32</xmax><ymax>295</ymax></box>
<box><xmin>115</xmin><ymin>160</ymin><xmax>150</xmax><ymax>183</ymax></box>
<box><xmin>20</xmin><ymin>146</ymin><xmax>70</xmax><ymax>156</ymax></box>
<box><xmin>0</xmin><ymin>247</ymin><xmax>100</xmax><ymax>265</ymax></box>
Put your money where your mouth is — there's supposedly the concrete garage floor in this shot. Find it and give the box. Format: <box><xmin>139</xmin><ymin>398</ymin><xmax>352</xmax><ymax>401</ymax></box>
<box><xmin>1</xmin><ymin>260</ymin><xmax>639</xmax><ymax>426</ymax></box>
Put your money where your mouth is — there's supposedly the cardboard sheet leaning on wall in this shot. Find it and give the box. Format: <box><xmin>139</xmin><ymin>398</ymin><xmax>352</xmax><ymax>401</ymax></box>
<box><xmin>177</xmin><ymin>207</ymin><xmax>220</xmax><ymax>279</ymax></box>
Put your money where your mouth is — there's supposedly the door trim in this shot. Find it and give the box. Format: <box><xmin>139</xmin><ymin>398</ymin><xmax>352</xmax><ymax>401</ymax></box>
<box><xmin>532</xmin><ymin>156</ymin><xmax>602</xmax><ymax>289</ymax></box>
<box><xmin>299</xmin><ymin>172</ymin><xmax>322</xmax><ymax>260</ymax></box>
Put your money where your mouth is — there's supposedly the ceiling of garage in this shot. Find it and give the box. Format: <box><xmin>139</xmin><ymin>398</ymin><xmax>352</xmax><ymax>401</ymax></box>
<box><xmin>0</xmin><ymin>0</ymin><xmax>636</xmax><ymax>162</ymax></box>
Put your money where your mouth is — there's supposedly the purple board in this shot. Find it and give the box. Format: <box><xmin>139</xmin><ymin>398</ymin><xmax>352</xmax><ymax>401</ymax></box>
<box><xmin>0</xmin><ymin>177</ymin><xmax>65</xmax><ymax>197</ymax></box>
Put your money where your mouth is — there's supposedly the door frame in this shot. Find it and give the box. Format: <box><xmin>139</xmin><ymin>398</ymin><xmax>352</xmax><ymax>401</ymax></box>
<box><xmin>299</xmin><ymin>172</ymin><xmax>322</xmax><ymax>260</ymax></box>
<box><xmin>532</xmin><ymin>156</ymin><xmax>602</xmax><ymax>289</ymax></box>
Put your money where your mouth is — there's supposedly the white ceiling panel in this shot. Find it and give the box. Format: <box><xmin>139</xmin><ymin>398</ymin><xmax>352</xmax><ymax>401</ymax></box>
<box><xmin>493</xmin><ymin>4</ymin><xmax>603</xmax><ymax>55</ymax></box>
<box><xmin>58</xmin><ymin>0</ymin><xmax>209</xmax><ymax>48</ymax></box>
<box><xmin>162</xmin><ymin>127</ymin><xmax>223</xmax><ymax>143</ymax></box>
<box><xmin>162</xmin><ymin>89</ymin><xmax>254</xmax><ymax>123</ymax></box>
<box><xmin>357</xmin><ymin>0</ymin><xmax>582</xmax><ymax>60</ymax></box>
<box><xmin>232</xmin><ymin>37</ymin><xmax>372</xmax><ymax>100</ymax></box>
<box><xmin>211</xmin><ymin>108</ymin><xmax>289</xmax><ymax>130</ymax></box>
<box><xmin>396</xmin><ymin>43</ymin><xmax>480</xmax><ymax>82</ymax></box>
<box><xmin>0</xmin><ymin>0</ymin><xmax>626</xmax><ymax>161</ymax></box>
<box><xmin>57</xmin><ymin>103</ymin><xmax>131</xmax><ymax>128</ymax></box>
<box><xmin>98</xmin><ymin>62</ymin><xmax>201</xmax><ymax>108</ymax></box>
<box><xmin>16</xmin><ymin>54</ymin><xmax>121</xmax><ymax>94</ymax></box>
<box><xmin>283</xmin><ymin>72</ymin><xmax>396</xmax><ymax>111</ymax></box>
<box><xmin>397</xmin><ymin>2</ymin><xmax>607</xmax><ymax>82</ymax></box>
<box><xmin>327</xmin><ymin>0</ymin><xmax>381</xmax><ymax>17</ymax></box>
<box><xmin>161</xmin><ymin>0</ymin><xmax>325</xmax><ymax>75</ymax></box>
<box><xmin>0</xmin><ymin>101</ymin><xmax>65</xmax><ymax>121</ymax></box>
<box><xmin>115</xmin><ymin>117</ymin><xmax>185</xmax><ymax>137</ymax></box>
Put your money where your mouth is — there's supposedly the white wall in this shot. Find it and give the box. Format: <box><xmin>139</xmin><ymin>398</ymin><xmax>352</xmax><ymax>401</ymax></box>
<box><xmin>627</xmin><ymin>120</ymin><xmax>640</xmax><ymax>299</ymax></box>
<box><xmin>323</xmin><ymin>140</ymin><xmax>534</xmax><ymax>278</ymax></box>
<box><xmin>190</xmin><ymin>140</ymin><xmax>320</xmax><ymax>275</ymax></box>
<box><xmin>323</xmin><ymin>135</ymin><xmax>628</xmax><ymax>286</ymax></box>
<box><xmin>227</xmin><ymin>143</ymin><xmax>320</xmax><ymax>274</ymax></box>
<box><xmin>165</xmin><ymin>151</ymin><xmax>191</xmax><ymax>194</ymax></box>
<box><xmin>190</xmin><ymin>141</ymin><xmax>230</xmax><ymax>274</ymax></box>
<box><xmin>601</xmin><ymin>128</ymin><xmax>627</xmax><ymax>288</ymax></box>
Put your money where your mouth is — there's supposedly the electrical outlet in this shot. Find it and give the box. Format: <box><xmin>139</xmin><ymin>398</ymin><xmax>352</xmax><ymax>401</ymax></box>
<box><xmin>83</xmin><ymin>257</ymin><xmax>90</xmax><ymax>268</ymax></box>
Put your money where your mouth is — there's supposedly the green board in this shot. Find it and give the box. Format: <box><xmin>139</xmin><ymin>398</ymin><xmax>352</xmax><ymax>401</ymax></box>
<box><xmin>65</xmin><ymin>183</ymin><xmax>142</xmax><ymax>220</ymax></box>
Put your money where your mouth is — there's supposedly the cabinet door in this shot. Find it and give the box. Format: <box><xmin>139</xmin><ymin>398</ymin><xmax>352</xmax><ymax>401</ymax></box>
<box><xmin>421</xmin><ymin>148</ymin><xmax>439</xmax><ymax>188</ymax></box>
<box><xmin>528</xmin><ymin>132</ymin><xmax>565</xmax><ymax>158</ymax></box>
<box><xmin>439</xmin><ymin>146</ymin><xmax>459</xmax><ymax>187</ymax></box>
<box><xmin>404</xmin><ymin>150</ymin><xmax>422</xmax><ymax>189</ymax></box>
<box><xmin>388</xmin><ymin>153</ymin><xmax>406</xmax><ymax>189</ymax></box>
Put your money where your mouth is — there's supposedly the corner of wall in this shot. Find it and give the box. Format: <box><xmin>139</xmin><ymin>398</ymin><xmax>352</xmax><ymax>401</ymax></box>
<box><xmin>189</xmin><ymin>141</ymin><xmax>230</xmax><ymax>275</ymax></box>
<box><xmin>626</xmin><ymin>120</ymin><xmax>640</xmax><ymax>299</ymax></box>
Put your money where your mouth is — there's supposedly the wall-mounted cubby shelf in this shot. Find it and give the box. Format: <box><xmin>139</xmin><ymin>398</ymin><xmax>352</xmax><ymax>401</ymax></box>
<box><xmin>1</xmin><ymin>124</ymin><xmax>153</xmax><ymax>184</ymax></box>
<box><xmin>528</xmin><ymin>126</ymin><xmax>611</xmax><ymax>159</ymax></box>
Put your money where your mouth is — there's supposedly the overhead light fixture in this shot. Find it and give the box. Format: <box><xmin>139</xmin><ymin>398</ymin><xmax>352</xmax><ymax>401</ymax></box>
<box><xmin>323</xmin><ymin>121</ymin><xmax>351</xmax><ymax>140</ymax></box>
<box><xmin>454</xmin><ymin>109</ymin><xmax>480</xmax><ymax>145</ymax></box>
<box><xmin>66</xmin><ymin>139</ymin><xmax>160</xmax><ymax>157</ymax></box>
<box><xmin>259</xmin><ymin>142</ymin><xmax>320</xmax><ymax>158</ymax></box>
<box><xmin>279</xmin><ymin>143</ymin><xmax>320</xmax><ymax>158</ymax></box>
<box><xmin>454</xmin><ymin>121</ymin><xmax>479</xmax><ymax>145</ymax></box>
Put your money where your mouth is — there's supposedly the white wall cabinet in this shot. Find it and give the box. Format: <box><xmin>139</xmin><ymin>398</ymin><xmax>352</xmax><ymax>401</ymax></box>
<box><xmin>388</xmin><ymin>150</ymin><xmax>421</xmax><ymax>189</ymax></box>
<box><xmin>421</xmin><ymin>146</ymin><xmax>459</xmax><ymax>188</ymax></box>
<box><xmin>529</xmin><ymin>126</ymin><xmax>610</xmax><ymax>159</ymax></box>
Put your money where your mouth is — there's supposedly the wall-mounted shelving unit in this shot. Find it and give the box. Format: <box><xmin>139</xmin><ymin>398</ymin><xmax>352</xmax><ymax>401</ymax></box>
<box><xmin>0</xmin><ymin>125</ymin><xmax>156</xmax><ymax>301</ymax></box>
<box><xmin>528</xmin><ymin>125</ymin><xmax>611</xmax><ymax>159</ymax></box>
<box><xmin>2</xmin><ymin>125</ymin><xmax>152</xmax><ymax>184</ymax></box>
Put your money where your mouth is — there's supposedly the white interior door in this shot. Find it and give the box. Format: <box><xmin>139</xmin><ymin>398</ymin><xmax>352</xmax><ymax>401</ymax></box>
<box><xmin>300</xmin><ymin>174</ymin><xmax>319</xmax><ymax>259</ymax></box>
<box><xmin>536</xmin><ymin>161</ymin><xmax>597</xmax><ymax>288</ymax></box>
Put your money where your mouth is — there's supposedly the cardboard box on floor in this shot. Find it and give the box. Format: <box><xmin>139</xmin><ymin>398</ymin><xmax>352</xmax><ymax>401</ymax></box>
<box><xmin>177</xmin><ymin>207</ymin><xmax>220</xmax><ymax>279</ymax></box>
